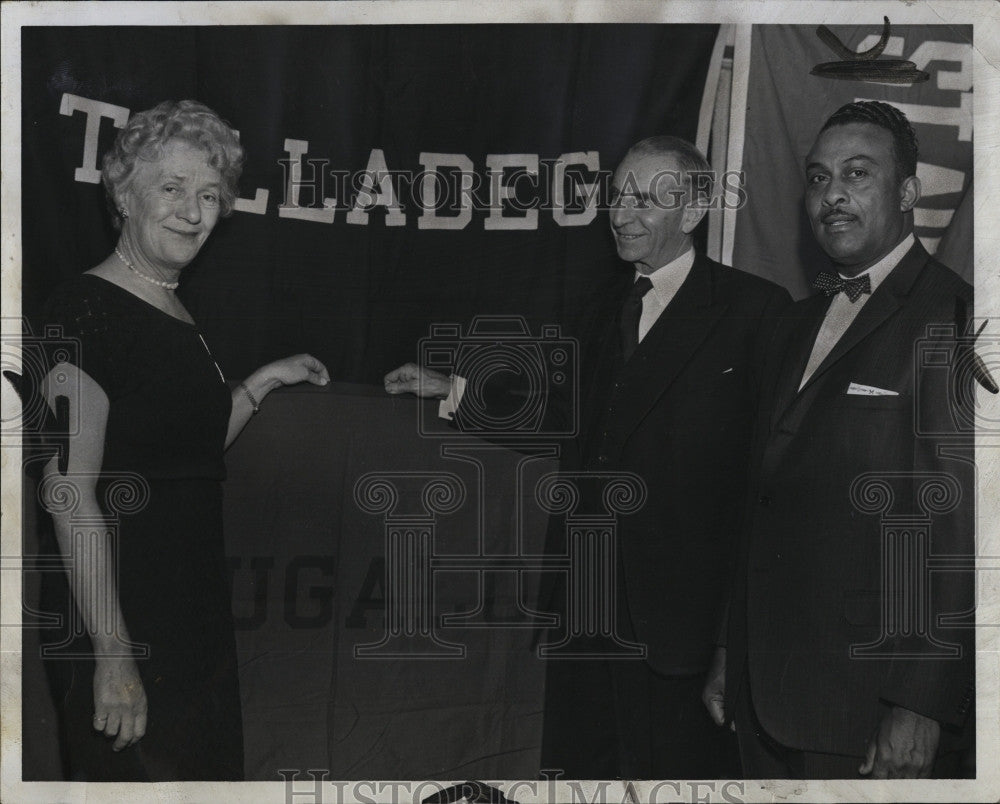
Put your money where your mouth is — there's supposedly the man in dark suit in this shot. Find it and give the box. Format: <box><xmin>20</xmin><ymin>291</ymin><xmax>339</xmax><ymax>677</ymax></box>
<box><xmin>705</xmin><ymin>101</ymin><xmax>975</xmax><ymax>778</ymax></box>
<box><xmin>385</xmin><ymin>136</ymin><xmax>790</xmax><ymax>778</ymax></box>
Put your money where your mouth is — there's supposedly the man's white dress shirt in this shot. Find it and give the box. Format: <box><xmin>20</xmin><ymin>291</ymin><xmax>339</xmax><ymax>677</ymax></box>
<box><xmin>439</xmin><ymin>248</ymin><xmax>697</xmax><ymax>419</ymax></box>
<box><xmin>798</xmin><ymin>234</ymin><xmax>914</xmax><ymax>390</ymax></box>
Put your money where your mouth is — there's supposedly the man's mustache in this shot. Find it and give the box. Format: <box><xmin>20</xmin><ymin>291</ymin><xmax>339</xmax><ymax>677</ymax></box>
<box><xmin>820</xmin><ymin>208</ymin><xmax>857</xmax><ymax>223</ymax></box>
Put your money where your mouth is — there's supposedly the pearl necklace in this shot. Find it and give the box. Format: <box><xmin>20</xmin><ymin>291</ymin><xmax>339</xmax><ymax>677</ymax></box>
<box><xmin>114</xmin><ymin>248</ymin><xmax>180</xmax><ymax>290</ymax></box>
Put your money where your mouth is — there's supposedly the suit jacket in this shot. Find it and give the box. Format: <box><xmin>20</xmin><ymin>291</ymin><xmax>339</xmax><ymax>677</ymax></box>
<box><xmin>524</xmin><ymin>252</ymin><xmax>790</xmax><ymax>674</ymax></box>
<box><xmin>725</xmin><ymin>242</ymin><xmax>975</xmax><ymax>756</ymax></box>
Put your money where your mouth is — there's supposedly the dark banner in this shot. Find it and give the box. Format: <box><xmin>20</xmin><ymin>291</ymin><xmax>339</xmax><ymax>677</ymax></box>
<box><xmin>22</xmin><ymin>25</ymin><xmax>717</xmax><ymax>381</ymax></box>
<box><xmin>21</xmin><ymin>385</ymin><xmax>558</xmax><ymax>780</ymax></box>
<box><xmin>19</xmin><ymin>23</ymin><xmax>718</xmax><ymax>782</ymax></box>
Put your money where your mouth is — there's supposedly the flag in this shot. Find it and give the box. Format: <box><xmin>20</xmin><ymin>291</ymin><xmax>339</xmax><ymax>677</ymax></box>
<box><xmin>733</xmin><ymin>24</ymin><xmax>973</xmax><ymax>298</ymax></box>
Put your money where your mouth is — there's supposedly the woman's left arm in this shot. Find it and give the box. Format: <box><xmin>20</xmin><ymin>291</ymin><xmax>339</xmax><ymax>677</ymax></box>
<box><xmin>226</xmin><ymin>353</ymin><xmax>329</xmax><ymax>448</ymax></box>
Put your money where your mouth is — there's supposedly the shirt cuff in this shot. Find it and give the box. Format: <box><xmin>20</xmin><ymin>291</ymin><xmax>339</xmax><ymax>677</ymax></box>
<box><xmin>437</xmin><ymin>374</ymin><xmax>466</xmax><ymax>420</ymax></box>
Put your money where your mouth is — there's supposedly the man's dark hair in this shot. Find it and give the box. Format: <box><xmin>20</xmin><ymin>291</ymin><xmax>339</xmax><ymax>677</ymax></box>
<box><xmin>820</xmin><ymin>100</ymin><xmax>919</xmax><ymax>180</ymax></box>
<box><xmin>626</xmin><ymin>135</ymin><xmax>714</xmax><ymax>206</ymax></box>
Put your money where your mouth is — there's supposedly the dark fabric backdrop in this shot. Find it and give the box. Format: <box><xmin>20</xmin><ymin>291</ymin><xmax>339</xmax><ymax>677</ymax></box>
<box><xmin>22</xmin><ymin>25</ymin><xmax>718</xmax><ymax>382</ymax></box>
<box><xmin>20</xmin><ymin>23</ymin><xmax>717</xmax><ymax>780</ymax></box>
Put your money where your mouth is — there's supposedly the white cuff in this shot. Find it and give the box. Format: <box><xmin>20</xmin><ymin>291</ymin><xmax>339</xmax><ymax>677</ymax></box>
<box><xmin>437</xmin><ymin>374</ymin><xmax>467</xmax><ymax>420</ymax></box>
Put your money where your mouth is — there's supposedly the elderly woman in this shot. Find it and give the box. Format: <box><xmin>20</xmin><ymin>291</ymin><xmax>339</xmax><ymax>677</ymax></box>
<box><xmin>38</xmin><ymin>100</ymin><xmax>329</xmax><ymax>781</ymax></box>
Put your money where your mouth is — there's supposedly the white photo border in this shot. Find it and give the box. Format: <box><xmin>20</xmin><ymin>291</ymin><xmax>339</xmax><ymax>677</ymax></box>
<box><xmin>2</xmin><ymin>2</ymin><xmax>998</xmax><ymax>802</ymax></box>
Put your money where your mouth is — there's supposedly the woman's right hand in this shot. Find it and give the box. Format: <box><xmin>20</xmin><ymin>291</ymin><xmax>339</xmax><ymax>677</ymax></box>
<box><xmin>93</xmin><ymin>656</ymin><xmax>148</xmax><ymax>751</ymax></box>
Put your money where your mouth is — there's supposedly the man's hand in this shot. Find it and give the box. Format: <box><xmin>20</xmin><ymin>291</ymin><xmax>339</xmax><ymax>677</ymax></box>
<box><xmin>859</xmin><ymin>705</ymin><xmax>941</xmax><ymax>778</ymax></box>
<box><xmin>384</xmin><ymin>363</ymin><xmax>453</xmax><ymax>399</ymax></box>
<box><xmin>93</xmin><ymin>656</ymin><xmax>148</xmax><ymax>752</ymax></box>
<box><xmin>702</xmin><ymin>646</ymin><xmax>732</xmax><ymax>729</ymax></box>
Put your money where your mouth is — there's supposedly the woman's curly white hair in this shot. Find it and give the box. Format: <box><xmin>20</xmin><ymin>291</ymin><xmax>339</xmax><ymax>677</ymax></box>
<box><xmin>102</xmin><ymin>99</ymin><xmax>244</xmax><ymax>229</ymax></box>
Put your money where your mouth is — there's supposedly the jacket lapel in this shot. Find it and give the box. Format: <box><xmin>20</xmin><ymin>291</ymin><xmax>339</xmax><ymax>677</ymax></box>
<box><xmin>775</xmin><ymin>241</ymin><xmax>931</xmax><ymax>427</ymax></box>
<box><xmin>768</xmin><ymin>295</ymin><xmax>829</xmax><ymax>431</ymax></box>
<box><xmin>611</xmin><ymin>254</ymin><xmax>729</xmax><ymax>442</ymax></box>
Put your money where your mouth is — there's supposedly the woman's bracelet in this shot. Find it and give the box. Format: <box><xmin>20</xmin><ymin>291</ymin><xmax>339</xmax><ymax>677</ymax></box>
<box><xmin>239</xmin><ymin>381</ymin><xmax>260</xmax><ymax>415</ymax></box>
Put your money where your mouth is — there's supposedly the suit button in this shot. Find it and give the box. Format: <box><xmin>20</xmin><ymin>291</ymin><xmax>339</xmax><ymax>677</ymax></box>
<box><xmin>597</xmin><ymin>455</ymin><xmax>608</xmax><ymax>464</ymax></box>
<box><xmin>758</xmin><ymin>495</ymin><xmax>771</xmax><ymax>506</ymax></box>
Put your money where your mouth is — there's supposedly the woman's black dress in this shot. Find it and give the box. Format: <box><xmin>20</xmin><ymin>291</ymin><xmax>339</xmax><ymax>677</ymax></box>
<box><xmin>39</xmin><ymin>273</ymin><xmax>243</xmax><ymax>781</ymax></box>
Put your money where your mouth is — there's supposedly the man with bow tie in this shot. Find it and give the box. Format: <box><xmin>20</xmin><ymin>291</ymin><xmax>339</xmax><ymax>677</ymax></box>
<box><xmin>705</xmin><ymin>101</ymin><xmax>976</xmax><ymax>778</ymax></box>
<box><xmin>385</xmin><ymin>136</ymin><xmax>790</xmax><ymax>777</ymax></box>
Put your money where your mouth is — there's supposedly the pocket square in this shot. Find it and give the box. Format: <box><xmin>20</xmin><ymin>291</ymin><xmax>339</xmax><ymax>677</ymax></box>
<box><xmin>722</xmin><ymin>367</ymin><xmax>734</xmax><ymax>374</ymax></box>
<box><xmin>847</xmin><ymin>381</ymin><xmax>898</xmax><ymax>397</ymax></box>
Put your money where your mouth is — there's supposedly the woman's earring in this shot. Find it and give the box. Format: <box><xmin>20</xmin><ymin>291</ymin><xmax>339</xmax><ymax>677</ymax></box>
<box><xmin>120</xmin><ymin>207</ymin><xmax>129</xmax><ymax>219</ymax></box>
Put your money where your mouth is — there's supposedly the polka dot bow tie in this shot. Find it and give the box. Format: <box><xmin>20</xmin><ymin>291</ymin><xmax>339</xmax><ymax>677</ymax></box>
<box><xmin>813</xmin><ymin>270</ymin><xmax>872</xmax><ymax>303</ymax></box>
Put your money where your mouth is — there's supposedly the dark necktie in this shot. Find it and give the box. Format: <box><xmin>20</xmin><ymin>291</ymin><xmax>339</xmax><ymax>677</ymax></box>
<box><xmin>619</xmin><ymin>276</ymin><xmax>653</xmax><ymax>363</ymax></box>
<box><xmin>813</xmin><ymin>270</ymin><xmax>872</xmax><ymax>303</ymax></box>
